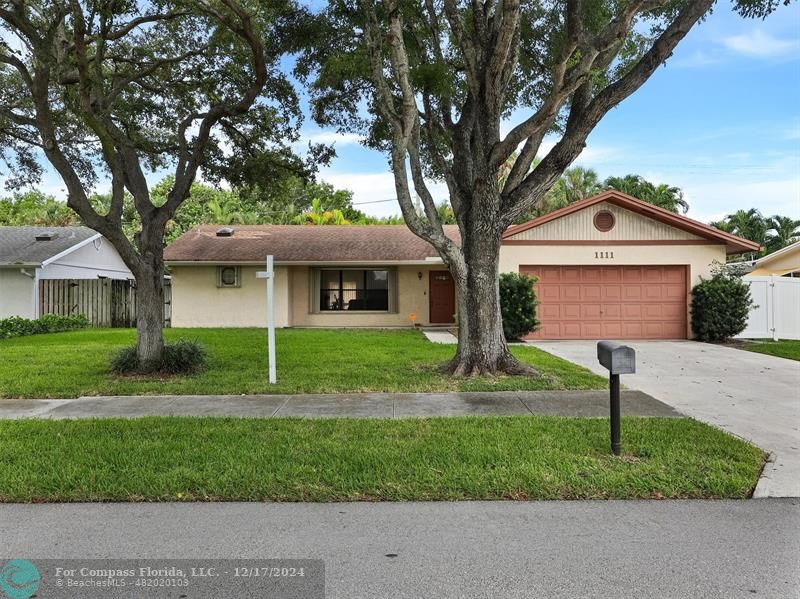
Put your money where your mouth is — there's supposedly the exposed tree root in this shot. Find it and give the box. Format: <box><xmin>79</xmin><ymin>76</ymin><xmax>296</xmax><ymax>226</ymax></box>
<box><xmin>441</xmin><ymin>352</ymin><xmax>539</xmax><ymax>377</ymax></box>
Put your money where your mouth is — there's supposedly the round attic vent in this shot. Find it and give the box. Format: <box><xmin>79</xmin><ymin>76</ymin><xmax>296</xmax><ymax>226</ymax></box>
<box><xmin>593</xmin><ymin>210</ymin><xmax>615</xmax><ymax>232</ymax></box>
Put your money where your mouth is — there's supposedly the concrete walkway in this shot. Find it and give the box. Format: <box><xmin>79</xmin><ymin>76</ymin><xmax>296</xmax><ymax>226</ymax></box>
<box><xmin>421</xmin><ymin>329</ymin><xmax>458</xmax><ymax>344</ymax></box>
<box><xmin>2</xmin><ymin>500</ymin><xmax>797</xmax><ymax>598</ymax></box>
<box><xmin>529</xmin><ymin>340</ymin><xmax>800</xmax><ymax>498</ymax></box>
<box><xmin>0</xmin><ymin>390</ymin><xmax>680</xmax><ymax>419</ymax></box>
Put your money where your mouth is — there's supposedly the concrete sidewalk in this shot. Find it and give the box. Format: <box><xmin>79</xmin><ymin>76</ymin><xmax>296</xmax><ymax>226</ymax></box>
<box><xmin>0</xmin><ymin>390</ymin><xmax>680</xmax><ymax>419</ymax></box>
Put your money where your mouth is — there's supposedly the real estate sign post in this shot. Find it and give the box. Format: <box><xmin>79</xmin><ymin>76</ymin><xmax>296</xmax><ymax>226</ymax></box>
<box><xmin>256</xmin><ymin>255</ymin><xmax>277</xmax><ymax>384</ymax></box>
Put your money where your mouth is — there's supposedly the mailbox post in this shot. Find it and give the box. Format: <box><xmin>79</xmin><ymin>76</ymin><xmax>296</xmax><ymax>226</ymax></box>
<box><xmin>596</xmin><ymin>341</ymin><xmax>636</xmax><ymax>456</ymax></box>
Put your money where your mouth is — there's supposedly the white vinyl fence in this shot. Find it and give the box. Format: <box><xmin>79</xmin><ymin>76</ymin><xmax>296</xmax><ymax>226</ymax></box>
<box><xmin>736</xmin><ymin>276</ymin><xmax>800</xmax><ymax>340</ymax></box>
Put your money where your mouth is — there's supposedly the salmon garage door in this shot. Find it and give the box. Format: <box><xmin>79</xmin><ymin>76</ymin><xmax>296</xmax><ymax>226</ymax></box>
<box><xmin>522</xmin><ymin>265</ymin><xmax>687</xmax><ymax>340</ymax></box>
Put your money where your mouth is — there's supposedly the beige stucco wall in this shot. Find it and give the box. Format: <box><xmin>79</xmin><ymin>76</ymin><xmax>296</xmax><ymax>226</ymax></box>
<box><xmin>507</xmin><ymin>201</ymin><xmax>703</xmax><ymax>241</ymax></box>
<box><xmin>0</xmin><ymin>269</ymin><xmax>34</xmax><ymax>319</ymax></box>
<box><xmin>290</xmin><ymin>265</ymin><xmax>445</xmax><ymax>327</ymax></box>
<box><xmin>168</xmin><ymin>263</ymin><xmax>449</xmax><ymax>328</ymax></box>
<box><xmin>169</xmin><ymin>265</ymin><xmax>290</xmax><ymax>328</ymax></box>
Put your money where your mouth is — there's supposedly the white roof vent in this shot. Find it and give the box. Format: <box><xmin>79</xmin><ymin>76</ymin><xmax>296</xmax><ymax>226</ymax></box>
<box><xmin>216</xmin><ymin>227</ymin><xmax>235</xmax><ymax>237</ymax></box>
<box><xmin>35</xmin><ymin>231</ymin><xmax>57</xmax><ymax>241</ymax></box>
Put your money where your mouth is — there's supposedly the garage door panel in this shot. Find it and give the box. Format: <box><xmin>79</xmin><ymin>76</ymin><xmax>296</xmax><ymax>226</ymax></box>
<box><xmin>664</xmin><ymin>284</ymin><xmax>685</xmax><ymax>300</ymax></box>
<box><xmin>540</xmin><ymin>286</ymin><xmax>560</xmax><ymax>301</ymax></box>
<box><xmin>623</xmin><ymin>267</ymin><xmax>643</xmax><ymax>282</ymax></box>
<box><xmin>523</xmin><ymin>265</ymin><xmax>687</xmax><ymax>340</ymax></box>
<box><xmin>624</xmin><ymin>286</ymin><xmax>642</xmax><ymax>300</ymax></box>
<box><xmin>662</xmin><ymin>303</ymin><xmax>685</xmax><ymax>319</ymax></box>
<box><xmin>580</xmin><ymin>322</ymin><xmax>602</xmax><ymax>338</ymax></box>
<box><xmin>623</xmin><ymin>322</ymin><xmax>643</xmax><ymax>337</ymax></box>
<box><xmin>582</xmin><ymin>285</ymin><xmax>602</xmax><ymax>301</ymax></box>
<box><xmin>540</xmin><ymin>304</ymin><xmax>560</xmax><ymax>319</ymax></box>
<box><xmin>561</xmin><ymin>285</ymin><xmax>581</xmax><ymax>300</ymax></box>
<box><xmin>582</xmin><ymin>304</ymin><xmax>602</xmax><ymax>319</ymax></box>
<box><xmin>644</xmin><ymin>286</ymin><xmax>662</xmax><ymax>300</ymax></box>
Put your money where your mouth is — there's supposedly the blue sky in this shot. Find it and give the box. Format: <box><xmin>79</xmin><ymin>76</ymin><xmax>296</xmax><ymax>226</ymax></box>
<box><xmin>10</xmin><ymin>2</ymin><xmax>800</xmax><ymax>224</ymax></box>
<box><xmin>306</xmin><ymin>2</ymin><xmax>800</xmax><ymax>222</ymax></box>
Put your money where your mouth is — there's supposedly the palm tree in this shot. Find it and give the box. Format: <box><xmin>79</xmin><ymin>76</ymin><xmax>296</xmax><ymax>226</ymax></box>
<box><xmin>725</xmin><ymin>209</ymin><xmax>769</xmax><ymax>248</ymax></box>
<box><xmin>294</xmin><ymin>199</ymin><xmax>351</xmax><ymax>225</ymax></box>
<box><xmin>562</xmin><ymin>167</ymin><xmax>603</xmax><ymax>204</ymax></box>
<box><xmin>649</xmin><ymin>183</ymin><xmax>690</xmax><ymax>214</ymax></box>
<box><xmin>766</xmin><ymin>215</ymin><xmax>800</xmax><ymax>253</ymax></box>
<box><xmin>604</xmin><ymin>174</ymin><xmax>689</xmax><ymax>214</ymax></box>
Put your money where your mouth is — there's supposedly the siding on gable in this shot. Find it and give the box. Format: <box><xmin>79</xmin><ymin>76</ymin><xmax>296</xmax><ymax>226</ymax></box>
<box><xmin>505</xmin><ymin>201</ymin><xmax>704</xmax><ymax>242</ymax></box>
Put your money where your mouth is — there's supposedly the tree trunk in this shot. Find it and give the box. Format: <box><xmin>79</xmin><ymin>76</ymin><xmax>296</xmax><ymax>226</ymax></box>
<box><xmin>133</xmin><ymin>239</ymin><xmax>166</xmax><ymax>370</ymax></box>
<box><xmin>445</xmin><ymin>223</ymin><xmax>537</xmax><ymax>377</ymax></box>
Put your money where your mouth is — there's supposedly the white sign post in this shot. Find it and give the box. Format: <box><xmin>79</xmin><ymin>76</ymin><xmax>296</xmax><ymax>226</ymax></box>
<box><xmin>256</xmin><ymin>255</ymin><xmax>276</xmax><ymax>384</ymax></box>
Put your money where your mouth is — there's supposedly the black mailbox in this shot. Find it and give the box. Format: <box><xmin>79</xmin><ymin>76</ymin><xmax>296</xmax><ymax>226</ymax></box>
<box><xmin>597</xmin><ymin>341</ymin><xmax>636</xmax><ymax>456</ymax></box>
<box><xmin>597</xmin><ymin>340</ymin><xmax>636</xmax><ymax>375</ymax></box>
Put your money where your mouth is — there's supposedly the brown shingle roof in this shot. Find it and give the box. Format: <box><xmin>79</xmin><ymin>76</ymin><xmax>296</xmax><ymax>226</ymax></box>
<box><xmin>164</xmin><ymin>225</ymin><xmax>459</xmax><ymax>263</ymax></box>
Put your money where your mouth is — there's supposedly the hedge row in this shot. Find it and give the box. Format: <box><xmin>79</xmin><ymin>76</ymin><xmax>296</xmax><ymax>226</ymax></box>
<box><xmin>0</xmin><ymin>314</ymin><xmax>90</xmax><ymax>339</ymax></box>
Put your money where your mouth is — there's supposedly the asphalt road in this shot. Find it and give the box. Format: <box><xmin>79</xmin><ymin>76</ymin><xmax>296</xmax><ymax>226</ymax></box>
<box><xmin>2</xmin><ymin>500</ymin><xmax>798</xmax><ymax>598</ymax></box>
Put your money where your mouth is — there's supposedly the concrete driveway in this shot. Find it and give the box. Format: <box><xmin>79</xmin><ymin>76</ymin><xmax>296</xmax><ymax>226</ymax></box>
<box><xmin>528</xmin><ymin>340</ymin><xmax>800</xmax><ymax>498</ymax></box>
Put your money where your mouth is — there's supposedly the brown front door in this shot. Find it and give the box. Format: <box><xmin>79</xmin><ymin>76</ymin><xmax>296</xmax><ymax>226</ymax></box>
<box><xmin>521</xmin><ymin>265</ymin><xmax>688</xmax><ymax>340</ymax></box>
<box><xmin>429</xmin><ymin>271</ymin><xmax>455</xmax><ymax>324</ymax></box>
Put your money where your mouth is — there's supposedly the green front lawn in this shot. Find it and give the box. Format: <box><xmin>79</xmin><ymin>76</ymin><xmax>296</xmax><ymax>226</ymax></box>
<box><xmin>743</xmin><ymin>339</ymin><xmax>800</xmax><ymax>362</ymax></box>
<box><xmin>0</xmin><ymin>328</ymin><xmax>605</xmax><ymax>398</ymax></box>
<box><xmin>0</xmin><ymin>417</ymin><xmax>765</xmax><ymax>502</ymax></box>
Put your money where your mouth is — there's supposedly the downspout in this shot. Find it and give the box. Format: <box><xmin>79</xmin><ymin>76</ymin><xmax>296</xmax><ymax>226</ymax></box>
<box><xmin>19</xmin><ymin>267</ymin><xmax>40</xmax><ymax>319</ymax></box>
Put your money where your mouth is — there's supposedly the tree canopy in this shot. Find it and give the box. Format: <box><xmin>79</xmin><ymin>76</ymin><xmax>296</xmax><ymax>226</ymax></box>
<box><xmin>0</xmin><ymin>0</ymin><xmax>316</xmax><ymax>366</ymax></box>
<box><xmin>712</xmin><ymin>209</ymin><xmax>799</xmax><ymax>256</ymax></box>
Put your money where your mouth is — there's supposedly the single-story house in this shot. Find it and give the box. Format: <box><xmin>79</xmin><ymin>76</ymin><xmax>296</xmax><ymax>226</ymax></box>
<box><xmin>746</xmin><ymin>240</ymin><xmax>800</xmax><ymax>277</ymax></box>
<box><xmin>164</xmin><ymin>190</ymin><xmax>758</xmax><ymax>339</ymax></box>
<box><xmin>0</xmin><ymin>226</ymin><xmax>133</xmax><ymax>319</ymax></box>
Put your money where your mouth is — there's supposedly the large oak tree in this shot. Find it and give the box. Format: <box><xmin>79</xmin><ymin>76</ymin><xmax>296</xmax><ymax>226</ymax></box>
<box><xmin>305</xmin><ymin>0</ymin><xmax>789</xmax><ymax>375</ymax></box>
<box><xmin>0</xmin><ymin>0</ymin><xmax>311</xmax><ymax>368</ymax></box>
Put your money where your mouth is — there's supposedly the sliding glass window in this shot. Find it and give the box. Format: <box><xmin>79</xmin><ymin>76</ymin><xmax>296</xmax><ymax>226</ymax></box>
<box><xmin>319</xmin><ymin>269</ymin><xmax>390</xmax><ymax>311</ymax></box>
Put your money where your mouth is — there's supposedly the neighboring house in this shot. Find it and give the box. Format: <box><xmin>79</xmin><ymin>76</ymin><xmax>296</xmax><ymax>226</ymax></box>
<box><xmin>746</xmin><ymin>240</ymin><xmax>800</xmax><ymax>277</ymax></box>
<box><xmin>0</xmin><ymin>226</ymin><xmax>133</xmax><ymax>319</ymax></box>
<box><xmin>164</xmin><ymin>190</ymin><xmax>758</xmax><ymax>339</ymax></box>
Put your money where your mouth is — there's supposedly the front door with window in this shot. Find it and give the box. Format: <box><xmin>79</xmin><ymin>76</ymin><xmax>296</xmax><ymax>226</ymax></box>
<box><xmin>429</xmin><ymin>271</ymin><xmax>455</xmax><ymax>324</ymax></box>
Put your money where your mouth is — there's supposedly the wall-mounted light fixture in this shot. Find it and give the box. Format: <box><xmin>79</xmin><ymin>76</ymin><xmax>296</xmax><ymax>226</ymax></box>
<box><xmin>417</xmin><ymin>271</ymin><xmax>423</xmax><ymax>280</ymax></box>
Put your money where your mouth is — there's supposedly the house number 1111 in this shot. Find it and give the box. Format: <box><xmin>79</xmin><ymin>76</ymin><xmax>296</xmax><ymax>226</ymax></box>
<box><xmin>595</xmin><ymin>251</ymin><xmax>615</xmax><ymax>259</ymax></box>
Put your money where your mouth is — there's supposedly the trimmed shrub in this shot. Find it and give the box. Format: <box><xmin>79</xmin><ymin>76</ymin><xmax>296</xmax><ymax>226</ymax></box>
<box><xmin>0</xmin><ymin>314</ymin><xmax>89</xmax><ymax>339</ymax></box>
<box><xmin>111</xmin><ymin>339</ymin><xmax>208</xmax><ymax>375</ymax></box>
<box><xmin>499</xmin><ymin>272</ymin><xmax>539</xmax><ymax>340</ymax></box>
<box><xmin>691</xmin><ymin>273</ymin><xmax>754</xmax><ymax>342</ymax></box>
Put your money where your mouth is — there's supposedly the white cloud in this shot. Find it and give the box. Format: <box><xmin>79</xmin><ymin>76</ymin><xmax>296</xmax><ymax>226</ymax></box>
<box><xmin>671</xmin><ymin>50</ymin><xmax>724</xmax><ymax>69</ymax></box>
<box><xmin>722</xmin><ymin>29</ymin><xmax>800</xmax><ymax>58</ymax></box>
<box><xmin>684</xmin><ymin>177</ymin><xmax>800</xmax><ymax>222</ymax></box>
